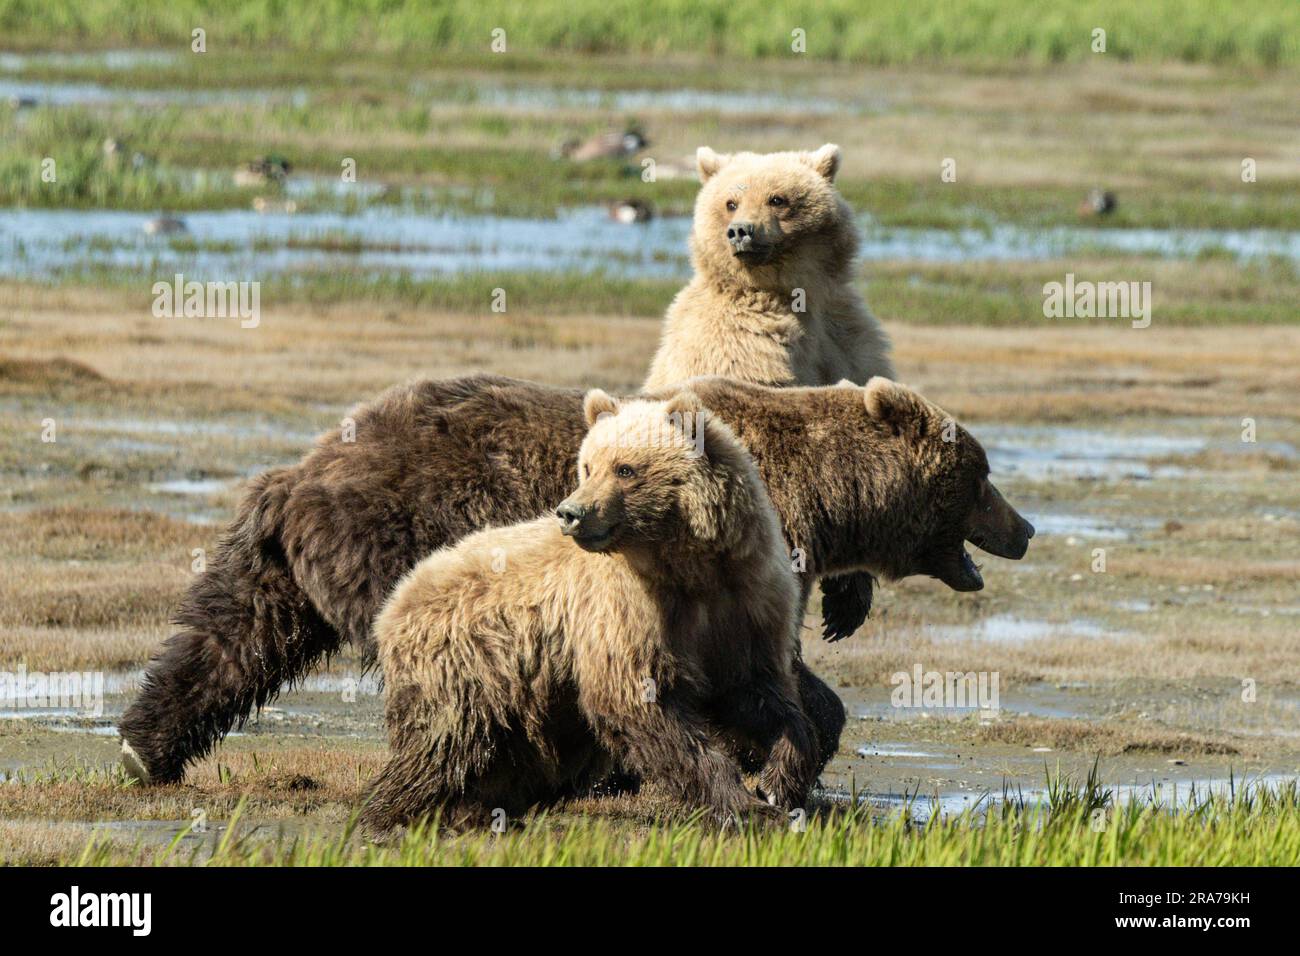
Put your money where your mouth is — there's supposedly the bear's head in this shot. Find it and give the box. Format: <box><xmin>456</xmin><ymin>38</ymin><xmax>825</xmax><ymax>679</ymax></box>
<box><xmin>858</xmin><ymin>377</ymin><xmax>1035</xmax><ymax>591</ymax></box>
<box><xmin>689</xmin><ymin>144</ymin><xmax>855</xmax><ymax>290</ymax></box>
<box><xmin>556</xmin><ymin>389</ymin><xmax>768</xmax><ymax>557</ymax></box>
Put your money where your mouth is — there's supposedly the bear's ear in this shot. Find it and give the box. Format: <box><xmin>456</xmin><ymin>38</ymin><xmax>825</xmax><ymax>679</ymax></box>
<box><xmin>583</xmin><ymin>389</ymin><xmax>619</xmax><ymax>427</ymax></box>
<box><xmin>663</xmin><ymin>388</ymin><xmax>702</xmax><ymax>421</ymax></box>
<box><xmin>835</xmin><ymin>378</ymin><xmax>857</xmax><ymax>388</ymax></box>
<box><xmin>664</xmin><ymin>390</ymin><xmax>709</xmax><ymax>455</ymax></box>
<box><xmin>696</xmin><ymin>147</ymin><xmax>731</xmax><ymax>183</ymax></box>
<box><xmin>806</xmin><ymin>143</ymin><xmax>841</xmax><ymax>182</ymax></box>
<box><xmin>864</xmin><ymin>377</ymin><xmax>928</xmax><ymax>438</ymax></box>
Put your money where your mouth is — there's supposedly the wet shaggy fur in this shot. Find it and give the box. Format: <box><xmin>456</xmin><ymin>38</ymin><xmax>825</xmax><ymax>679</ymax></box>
<box><xmin>643</xmin><ymin>145</ymin><xmax>893</xmax><ymax>392</ymax></box>
<box><xmin>119</xmin><ymin>374</ymin><xmax>1027</xmax><ymax>786</ymax></box>
<box><xmin>363</xmin><ymin>395</ymin><xmax>817</xmax><ymax>830</ymax></box>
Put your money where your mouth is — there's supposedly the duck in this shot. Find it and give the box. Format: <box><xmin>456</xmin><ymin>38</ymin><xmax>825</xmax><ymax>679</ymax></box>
<box><xmin>607</xmin><ymin>199</ymin><xmax>654</xmax><ymax>224</ymax></box>
<box><xmin>234</xmin><ymin>155</ymin><xmax>292</xmax><ymax>187</ymax></box>
<box><xmin>559</xmin><ymin>128</ymin><xmax>648</xmax><ymax>162</ymax></box>
<box><xmin>1079</xmin><ymin>189</ymin><xmax>1117</xmax><ymax>217</ymax></box>
<box><xmin>102</xmin><ymin>137</ymin><xmax>151</xmax><ymax>171</ymax></box>
<box><xmin>142</xmin><ymin>216</ymin><xmax>187</xmax><ymax>236</ymax></box>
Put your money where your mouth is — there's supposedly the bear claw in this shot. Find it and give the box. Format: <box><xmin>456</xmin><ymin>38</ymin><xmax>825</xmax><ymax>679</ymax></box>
<box><xmin>120</xmin><ymin>740</ymin><xmax>152</xmax><ymax>784</ymax></box>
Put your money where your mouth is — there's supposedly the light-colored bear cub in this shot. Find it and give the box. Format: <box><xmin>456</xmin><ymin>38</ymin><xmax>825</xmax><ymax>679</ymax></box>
<box><xmin>644</xmin><ymin>144</ymin><xmax>893</xmax><ymax>391</ymax></box>
<box><xmin>362</xmin><ymin>390</ymin><xmax>818</xmax><ymax>831</ymax></box>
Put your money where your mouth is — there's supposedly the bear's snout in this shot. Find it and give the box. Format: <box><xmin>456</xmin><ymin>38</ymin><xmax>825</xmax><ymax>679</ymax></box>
<box><xmin>967</xmin><ymin>482</ymin><xmax>1034</xmax><ymax>561</ymax></box>
<box><xmin>556</xmin><ymin>500</ymin><xmax>589</xmax><ymax>535</ymax></box>
<box><xmin>556</xmin><ymin>497</ymin><xmax>619</xmax><ymax>550</ymax></box>
<box><xmin>726</xmin><ymin>221</ymin><xmax>756</xmax><ymax>254</ymax></box>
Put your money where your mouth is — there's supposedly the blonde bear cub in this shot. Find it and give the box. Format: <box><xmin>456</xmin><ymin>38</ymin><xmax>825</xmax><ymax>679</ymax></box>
<box><xmin>362</xmin><ymin>389</ymin><xmax>819</xmax><ymax>831</ymax></box>
<box><xmin>645</xmin><ymin>144</ymin><xmax>893</xmax><ymax>391</ymax></box>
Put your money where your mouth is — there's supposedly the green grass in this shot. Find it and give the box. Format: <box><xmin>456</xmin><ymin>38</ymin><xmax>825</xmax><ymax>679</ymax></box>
<box><xmin>865</xmin><ymin>256</ymin><xmax>1300</xmax><ymax>327</ymax></box>
<box><xmin>25</xmin><ymin>253</ymin><xmax>1298</xmax><ymax>326</ymax></box>
<box><xmin>3</xmin><ymin>0</ymin><xmax>1298</xmax><ymax>67</ymax></box>
<box><xmin>28</xmin><ymin>264</ymin><xmax>683</xmax><ymax>317</ymax></box>
<box><xmin>0</xmin><ymin>104</ymin><xmax>258</xmax><ymax>210</ymax></box>
<box><xmin>0</xmin><ymin>100</ymin><xmax>701</xmax><ymax>215</ymax></box>
<box><xmin>56</xmin><ymin>772</ymin><xmax>1300</xmax><ymax>866</ymax></box>
<box><xmin>842</xmin><ymin>181</ymin><xmax>1300</xmax><ymax>232</ymax></box>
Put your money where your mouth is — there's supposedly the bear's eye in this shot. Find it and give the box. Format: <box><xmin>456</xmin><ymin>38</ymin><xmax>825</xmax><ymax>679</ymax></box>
<box><xmin>725</xmin><ymin>199</ymin><xmax>737</xmax><ymax>212</ymax></box>
<box><xmin>768</xmin><ymin>195</ymin><xmax>786</xmax><ymax>207</ymax></box>
<box><xmin>616</xmin><ymin>464</ymin><xmax>635</xmax><ymax>479</ymax></box>
<box><xmin>583</xmin><ymin>464</ymin><xmax>590</xmax><ymax>478</ymax></box>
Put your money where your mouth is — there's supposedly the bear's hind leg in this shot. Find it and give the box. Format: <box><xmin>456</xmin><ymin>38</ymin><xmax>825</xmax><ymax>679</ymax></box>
<box><xmin>118</xmin><ymin>547</ymin><xmax>337</xmax><ymax>784</ymax></box>
<box><xmin>710</xmin><ymin>682</ymin><xmax>820</xmax><ymax>811</ymax></box>
<box><xmin>794</xmin><ymin>660</ymin><xmax>846</xmax><ymax>770</ymax></box>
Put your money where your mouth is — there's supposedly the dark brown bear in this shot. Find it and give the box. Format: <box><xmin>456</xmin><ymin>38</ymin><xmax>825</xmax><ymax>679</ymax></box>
<box><xmin>118</xmin><ymin>375</ymin><xmax>1034</xmax><ymax>786</ymax></box>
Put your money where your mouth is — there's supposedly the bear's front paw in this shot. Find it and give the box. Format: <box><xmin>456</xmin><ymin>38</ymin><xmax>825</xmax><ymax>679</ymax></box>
<box><xmin>819</xmin><ymin>571</ymin><xmax>874</xmax><ymax>642</ymax></box>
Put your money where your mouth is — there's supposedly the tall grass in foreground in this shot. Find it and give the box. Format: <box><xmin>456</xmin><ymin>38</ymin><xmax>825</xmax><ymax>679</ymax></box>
<box><xmin>68</xmin><ymin>774</ymin><xmax>1300</xmax><ymax>867</ymax></box>
<box><xmin>2</xmin><ymin>0</ymin><xmax>1298</xmax><ymax>67</ymax></box>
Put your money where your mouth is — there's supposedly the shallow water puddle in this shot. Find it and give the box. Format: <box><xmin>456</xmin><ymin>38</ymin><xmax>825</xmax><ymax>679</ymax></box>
<box><xmin>0</xmin><ymin>668</ymin><xmax>381</xmax><ymax>744</ymax></box>
<box><xmin>1028</xmin><ymin>513</ymin><xmax>1158</xmax><ymax>540</ymax></box>
<box><xmin>978</xmin><ymin>425</ymin><xmax>1207</xmax><ymax>482</ymax></box>
<box><xmin>0</xmin><ymin>49</ymin><xmax>181</xmax><ymax>72</ymax></box>
<box><xmin>872</xmin><ymin>223</ymin><xmax>1300</xmax><ymax>263</ymax></box>
<box><xmin>0</xmin><ymin>708</ymin><xmax>103</xmax><ymax>722</ymax></box>
<box><xmin>145</xmin><ymin>477</ymin><xmax>232</xmax><ymax>496</ymax></box>
<box><xmin>6</xmin><ymin>716</ymin><xmax>120</xmax><ymax>737</ymax></box>
<box><xmin>4</xmin><ymin>207</ymin><xmax>1300</xmax><ymax>283</ymax></box>
<box><xmin>1</xmin><ymin>77</ymin><xmax>305</xmax><ymax>108</ymax></box>
<box><xmin>447</xmin><ymin>83</ymin><xmax>887</xmax><ymax>116</ymax></box>
<box><xmin>922</xmin><ymin>614</ymin><xmax>1118</xmax><ymax>644</ymax></box>
<box><xmin>849</xmin><ymin>681</ymin><xmax>1112</xmax><ymax>723</ymax></box>
<box><xmin>0</xmin><ymin>206</ymin><xmax>691</xmax><ymax>280</ymax></box>
<box><xmin>855</xmin><ymin>743</ymin><xmax>943</xmax><ymax>759</ymax></box>
<box><xmin>827</xmin><ymin>773</ymin><xmax>1300</xmax><ymax>823</ymax></box>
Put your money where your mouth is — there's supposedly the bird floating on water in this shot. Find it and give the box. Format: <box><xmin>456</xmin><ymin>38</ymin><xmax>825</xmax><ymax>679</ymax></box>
<box><xmin>1079</xmin><ymin>188</ymin><xmax>1117</xmax><ymax>217</ymax></box>
<box><xmin>142</xmin><ymin>217</ymin><xmax>187</xmax><ymax>236</ymax></box>
<box><xmin>235</xmin><ymin>155</ymin><xmax>292</xmax><ymax>187</ymax></box>
<box><xmin>607</xmin><ymin>199</ymin><xmax>654</xmax><ymax>224</ymax></box>
<box><xmin>558</xmin><ymin>128</ymin><xmax>648</xmax><ymax>162</ymax></box>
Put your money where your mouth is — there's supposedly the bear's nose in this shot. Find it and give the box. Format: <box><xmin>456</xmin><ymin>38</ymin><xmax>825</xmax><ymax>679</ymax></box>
<box><xmin>727</xmin><ymin>221</ymin><xmax>755</xmax><ymax>252</ymax></box>
<box><xmin>556</xmin><ymin>501</ymin><xmax>588</xmax><ymax>535</ymax></box>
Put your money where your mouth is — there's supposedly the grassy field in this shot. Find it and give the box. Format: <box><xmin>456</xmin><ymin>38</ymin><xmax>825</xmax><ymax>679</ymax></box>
<box><xmin>3</xmin><ymin>0</ymin><xmax>1299</xmax><ymax>66</ymax></box>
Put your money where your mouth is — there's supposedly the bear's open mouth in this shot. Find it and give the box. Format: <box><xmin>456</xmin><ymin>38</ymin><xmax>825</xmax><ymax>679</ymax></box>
<box><xmin>932</xmin><ymin>545</ymin><xmax>984</xmax><ymax>592</ymax></box>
